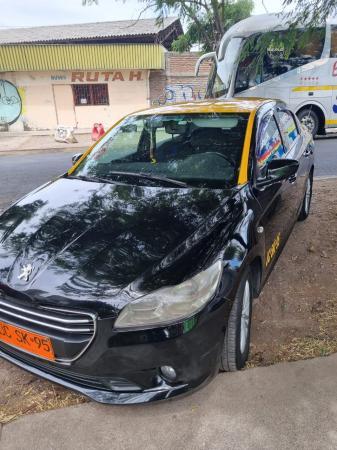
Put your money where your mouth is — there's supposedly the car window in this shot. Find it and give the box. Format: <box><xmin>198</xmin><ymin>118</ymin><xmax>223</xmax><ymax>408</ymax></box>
<box><xmin>277</xmin><ymin>110</ymin><xmax>299</xmax><ymax>150</ymax></box>
<box><xmin>256</xmin><ymin>114</ymin><xmax>286</xmax><ymax>177</ymax></box>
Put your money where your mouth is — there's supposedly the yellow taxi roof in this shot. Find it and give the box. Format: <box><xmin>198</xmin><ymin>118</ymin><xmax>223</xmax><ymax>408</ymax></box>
<box><xmin>131</xmin><ymin>98</ymin><xmax>273</xmax><ymax>116</ymax></box>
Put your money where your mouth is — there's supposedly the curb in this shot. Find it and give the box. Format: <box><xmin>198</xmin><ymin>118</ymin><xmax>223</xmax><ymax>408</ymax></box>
<box><xmin>314</xmin><ymin>175</ymin><xmax>337</xmax><ymax>180</ymax></box>
<box><xmin>0</xmin><ymin>146</ymin><xmax>88</xmax><ymax>155</ymax></box>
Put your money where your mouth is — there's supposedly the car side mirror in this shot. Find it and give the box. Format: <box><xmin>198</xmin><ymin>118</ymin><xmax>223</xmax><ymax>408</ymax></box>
<box><xmin>256</xmin><ymin>159</ymin><xmax>299</xmax><ymax>188</ymax></box>
<box><xmin>72</xmin><ymin>153</ymin><xmax>83</xmax><ymax>164</ymax></box>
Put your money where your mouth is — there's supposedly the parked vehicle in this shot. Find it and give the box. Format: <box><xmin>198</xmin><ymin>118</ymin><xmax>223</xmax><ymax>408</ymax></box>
<box><xmin>196</xmin><ymin>13</ymin><xmax>337</xmax><ymax>136</ymax></box>
<box><xmin>0</xmin><ymin>98</ymin><xmax>314</xmax><ymax>404</ymax></box>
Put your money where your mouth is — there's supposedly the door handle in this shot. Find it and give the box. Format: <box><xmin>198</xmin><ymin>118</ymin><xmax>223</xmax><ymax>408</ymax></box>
<box><xmin>288</xmin><ymin>174</ymin><xmax>297</xmax><ymax>184</ymax></box>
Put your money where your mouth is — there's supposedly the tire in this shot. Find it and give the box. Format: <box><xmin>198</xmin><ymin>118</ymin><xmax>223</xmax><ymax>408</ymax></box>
<box><xmin>298</xmin><ymin>174</ymin><xmax>313</xmax><ymax>221</ymax></box>
<box><xmin>220</xmin><ymin>269</ymin><xmax>253</xmax><ymax>372</ymax></box>
<box><xmin>297</xmin><ymin>109</ymin><xmax>319</xmax><ymax>137</ymax></box>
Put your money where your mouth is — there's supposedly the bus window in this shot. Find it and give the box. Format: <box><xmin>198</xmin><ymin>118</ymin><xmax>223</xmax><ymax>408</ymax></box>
<box><xmin>263</xmin><ymin>28</ymin><xmax>325</xmax><ymax>81</ymax></box>
<box><xmin>234</xmin><ymin>53</ymin><xmax>263</xmax><ymax>94</ymax></box>
<box><xmin>234</xmin><ymin>29</ymin><xmax>326</xmax><ymax>93</ymax></box>
<box><xmin>331</xmin><ymin>25</ymin><xmax>337</xmax><ymax>57</ymax></box>
<box><xmin>206</xmin><ymin>61</ymin><xmax>227</xmax><ymax>98</ymax></box>
<box><xmin>263</xmin><ymin>29</ymin><xmax>325</xmax><ymax>81</ymax></box>
<box><xmin>212</xmin><ymin>37</ymin><xmax>243</xmax><ymax>98</ymax></box>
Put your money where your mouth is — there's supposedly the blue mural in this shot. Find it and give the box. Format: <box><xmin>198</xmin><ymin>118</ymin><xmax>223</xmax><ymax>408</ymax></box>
<box><xmin>0</xmin><ymin>80</ymin><xmax>22</xmax><ymax>125</ymax></box>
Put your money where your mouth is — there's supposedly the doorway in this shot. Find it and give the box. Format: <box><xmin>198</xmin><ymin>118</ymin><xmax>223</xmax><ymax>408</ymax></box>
<box><xmin>53</xmin><ymin>85</ymin><xmax>77</xmax><ymax>127</ymax></box>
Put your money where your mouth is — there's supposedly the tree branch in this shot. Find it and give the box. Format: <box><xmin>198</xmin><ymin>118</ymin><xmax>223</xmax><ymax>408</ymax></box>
<box><xmin>210</xmin><ymin>0</ymin><xmax>224</xmax><ymax>35</ymax></box>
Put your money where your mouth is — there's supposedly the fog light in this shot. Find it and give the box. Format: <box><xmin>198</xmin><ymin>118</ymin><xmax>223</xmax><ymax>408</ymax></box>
<box><xmin>160</xmin><ymin>365</ymin><xmax>176</xmax><ymax>382</ymax></box>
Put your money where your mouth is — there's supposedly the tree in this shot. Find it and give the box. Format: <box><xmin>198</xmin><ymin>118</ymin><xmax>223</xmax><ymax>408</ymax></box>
<box><xmin>82</xmin><ymin>1</ymin><xmax>253</xmax><ymax>52</ymax></box>
<box><xmin>82</xmin><ymin>0</ymin><xmax>337</xmax><ymax>52</ymax></box>
<box><xmin>284</xmin><ymin>0</ymin><xmax>337</xmax><ymax>26</ymax></box>
<box><xmin>137</xmin><ymin>0</ymin><xmax>253</xmax><ymax>52</ymax></box>
<box><xmin>171</xmin><ymin>0</ymin><xmax>254</xmax><ymax>52</ymax></box>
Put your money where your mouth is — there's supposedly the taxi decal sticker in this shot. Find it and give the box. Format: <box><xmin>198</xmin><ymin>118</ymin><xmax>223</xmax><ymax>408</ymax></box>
<box><xmin>266</xmin><ymin>232</ymin><xmax>281</xmax><ymax>267</ymax></box>
<box><xmin>258</xmin><ymin>136</ymin><xmax>284</xmax><ymax>167</ymax></box>
<box><xmin>279</xmin><ymin>113</ymin><xmax>298</xmax><ymax>144</ymax></box>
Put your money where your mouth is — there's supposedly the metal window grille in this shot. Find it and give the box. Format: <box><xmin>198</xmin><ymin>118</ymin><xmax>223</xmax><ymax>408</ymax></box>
<box><xmin>72</xmin><ymin>84</ymin><xmax>109</xmax><ymax>106</ymax></box>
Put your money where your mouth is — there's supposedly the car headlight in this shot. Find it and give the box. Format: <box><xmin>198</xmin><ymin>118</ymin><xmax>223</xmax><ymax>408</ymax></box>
<box><xmin>114</xmin><ymin>260</ymin><xmax>223</xmax><ymax>329</ymax></box>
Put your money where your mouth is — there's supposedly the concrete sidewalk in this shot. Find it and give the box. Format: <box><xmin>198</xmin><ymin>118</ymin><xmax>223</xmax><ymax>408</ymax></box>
<box><xmin>1</xmin><ymin>355</ymin><xmax>337</xmax><ymax>450</ymax></box>
<box><xmin>0</xmin><ymin>132</ymin><xmax>92</xmax><ymax>154</ymax></box>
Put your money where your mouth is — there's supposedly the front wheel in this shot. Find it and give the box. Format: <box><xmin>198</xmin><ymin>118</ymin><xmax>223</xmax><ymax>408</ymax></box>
<box><xmin>297</xmin><ymin>109</ymin><xmax>319</xmax><ymax>137</ymax></box>
<box><xmin>298</xmin><ymin>175</ymin><xmax>313</xmax><ymax>221</ymax></box>
<box><xmin>220</xmin><ymin>270</ymin><xmax>253</xmax><ymax>372</ymax></box>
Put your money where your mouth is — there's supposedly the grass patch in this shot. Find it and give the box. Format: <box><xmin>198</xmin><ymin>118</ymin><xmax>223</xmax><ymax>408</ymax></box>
<box><xmin>0</xmin><ymin>381</ymin><xmax>87</xmax><ymax>424</ymax></box>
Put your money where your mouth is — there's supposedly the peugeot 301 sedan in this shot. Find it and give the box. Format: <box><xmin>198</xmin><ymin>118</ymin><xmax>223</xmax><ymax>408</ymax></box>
<box><xmin>0</xmin><ymin>99</ymin><xmax>314</xmax><ymax>403</ymax></box>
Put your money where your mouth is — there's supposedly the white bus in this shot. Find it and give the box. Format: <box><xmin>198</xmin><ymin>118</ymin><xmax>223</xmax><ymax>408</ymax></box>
<box><xmin>196</xmin><ymin>13</ymin><xmax>337</xmax><ymax>135</ymax></box>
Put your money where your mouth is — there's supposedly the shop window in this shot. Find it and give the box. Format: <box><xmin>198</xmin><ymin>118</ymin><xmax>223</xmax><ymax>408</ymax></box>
<box><xmin>72</xmin><ymin>84</ymin><xmax>109</xmax><ymax>106</ymax></box>
<box><xmin>331</xmin><ymin>25</ymin><xmax>337</xmax><ymax>57</ymax></box>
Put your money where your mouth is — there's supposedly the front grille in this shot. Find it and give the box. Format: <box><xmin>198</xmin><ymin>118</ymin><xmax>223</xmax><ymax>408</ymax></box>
<box><xmin>0</xmin><ymin>296</ymin><xmax>96</xmax><ymax>364</ymax></box>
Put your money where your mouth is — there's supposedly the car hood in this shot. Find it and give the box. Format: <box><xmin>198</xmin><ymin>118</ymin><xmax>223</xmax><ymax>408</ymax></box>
<box><xmin>0</xmin><ymin>178</ymin><xmax>239</xmax><ymax>315</ymax></box>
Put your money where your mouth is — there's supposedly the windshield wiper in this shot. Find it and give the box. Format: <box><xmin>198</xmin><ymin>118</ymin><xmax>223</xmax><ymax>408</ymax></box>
<box><xmin>66</xmin><ymin>175</ymin><xmax>116</xmax><ymax>185</ymax></box>
<box><xmin>107</xmin><ymin>171</ymin><xmax>189</xmax><ymax>187</ymax></box>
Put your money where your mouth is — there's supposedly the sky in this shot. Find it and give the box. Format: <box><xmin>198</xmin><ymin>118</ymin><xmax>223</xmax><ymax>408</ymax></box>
<box><xmin>0</xmin><ymin>0</ymin><xmax>285</xmax><ymax>28</ymax></box>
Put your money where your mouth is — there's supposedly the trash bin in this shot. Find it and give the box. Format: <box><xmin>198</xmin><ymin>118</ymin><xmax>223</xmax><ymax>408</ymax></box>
<box><xmin>91</xmin><ymin>123</ymin><xmax>105</xmax><ymax>141</ymax></box>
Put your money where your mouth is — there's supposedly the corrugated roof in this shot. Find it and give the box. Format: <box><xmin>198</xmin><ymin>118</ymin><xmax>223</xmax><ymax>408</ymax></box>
<box><xmin>0</xmin><ymin>17</ymin><xmax>181</xmax><ymax>45</ymax></box>
<box><xmin>0</xmin><ymin>44</ymin><xmax>165</xmax><ymax>71</ymax></box>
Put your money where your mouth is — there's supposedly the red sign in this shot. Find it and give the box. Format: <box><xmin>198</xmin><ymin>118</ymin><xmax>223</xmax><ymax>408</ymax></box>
<box><xmin>333</xmin><ymin>61</ymin><xmax>337</xmax><ymax>77</ymax></box>
<box><xmin>71</xmin><ymin>71</ymin><xmax>143</xmax><ymax>83</ymax></box>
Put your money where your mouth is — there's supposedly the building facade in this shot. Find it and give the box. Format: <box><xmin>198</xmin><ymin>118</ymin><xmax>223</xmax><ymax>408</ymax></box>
<box><xmin>0</xmin><ymin>18</ymin><xmax>209</xmax><ymax>132</ymax></box>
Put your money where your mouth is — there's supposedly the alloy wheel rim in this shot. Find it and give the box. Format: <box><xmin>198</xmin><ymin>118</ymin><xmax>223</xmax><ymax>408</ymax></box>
<box><xmin>304</xmin><ymin>178</ymin><xmax>311</xmax><ymax>213</ymax></box>
<box><xmin>301</xmin><ymin>115</ymin><xmax>315</xmax><ymax>133</ymax></box>
<box><xmin>240</xmin><ymin>281</ymin><xmax>250</xmax><ymax>354</ymax></box>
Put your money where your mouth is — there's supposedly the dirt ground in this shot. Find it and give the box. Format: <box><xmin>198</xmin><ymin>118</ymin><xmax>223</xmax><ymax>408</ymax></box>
<box><xmin>1</xmin><ymin>178</ymin><xmax>337</xmax><ymax>424</ymax></box>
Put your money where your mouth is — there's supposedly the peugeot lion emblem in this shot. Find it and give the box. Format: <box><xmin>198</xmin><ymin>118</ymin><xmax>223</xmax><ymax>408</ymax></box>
<box><xmin>18</xmin><ymin>264</ymin><xmax>34</xmax><ymax>282</ymax></box>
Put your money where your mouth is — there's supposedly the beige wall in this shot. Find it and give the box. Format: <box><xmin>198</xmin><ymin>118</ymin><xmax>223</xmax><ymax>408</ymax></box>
<box><xmin>1</xmin><ymin>70</ymin><xmax>150</xmax><ymax>131</ymax></box>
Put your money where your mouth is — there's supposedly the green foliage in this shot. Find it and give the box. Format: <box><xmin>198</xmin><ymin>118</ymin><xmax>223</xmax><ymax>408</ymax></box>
<box><xmin>142</xmin><ymin>0</ymin><xmax>253</xmax><ymax>52</ymax></box>
<box><xmin>171</xmin><ymin>0</ymin><xmax>253</xmax><ymax>52</ymax></box>
<box><xmin>283</xmin><ymin>0</ymin><xmax>337</xmax><ymax>26</ymax></box>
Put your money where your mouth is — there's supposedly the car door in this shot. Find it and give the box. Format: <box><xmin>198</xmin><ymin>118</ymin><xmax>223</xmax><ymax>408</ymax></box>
<box><xmin>252</xmin><ymin>108</ymin><xmax>299</xmax><ymax>276</ymax></box>
<box><xmin>275</xmin><ymin>107</ymin><xmax>309</xmax><ymax>216</ymax></box>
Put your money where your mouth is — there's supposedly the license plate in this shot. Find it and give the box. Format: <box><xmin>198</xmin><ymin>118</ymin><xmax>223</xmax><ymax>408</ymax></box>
<box><xmin>0</xmin><ymin>320</ymin><xmax>55</xmax><ymax>360</ymax></box>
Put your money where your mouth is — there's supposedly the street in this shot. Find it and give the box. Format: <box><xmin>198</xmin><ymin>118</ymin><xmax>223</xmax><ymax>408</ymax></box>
<box><xmin>0</xmin><ymin>138</ymin><xmax>336</xmax><ymax>212</ymax></box>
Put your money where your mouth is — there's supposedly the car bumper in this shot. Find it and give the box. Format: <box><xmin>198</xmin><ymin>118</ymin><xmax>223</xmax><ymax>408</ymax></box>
<box><xmin>0</xmin><ymin>302</ymin><xmax>228</xmax><ymax>404</ymax></box>
<box><xmin>0</xmin><ymin>347</ymin><xmax>195</xmax><ymax>403</ymax></box>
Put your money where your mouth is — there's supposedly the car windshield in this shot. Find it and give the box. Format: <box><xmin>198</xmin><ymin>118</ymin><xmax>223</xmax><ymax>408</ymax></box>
<box><xmin>71</xmin><ymin>112</ymin><xmax>249</xmax><ymax>188</ymax></box>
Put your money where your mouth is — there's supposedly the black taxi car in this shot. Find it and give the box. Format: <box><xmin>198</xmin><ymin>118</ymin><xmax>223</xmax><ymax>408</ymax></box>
<box><xmin>0</xmin><ymin>99</ymin><xmax>314</xmax><ymax>403</ymax></box>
